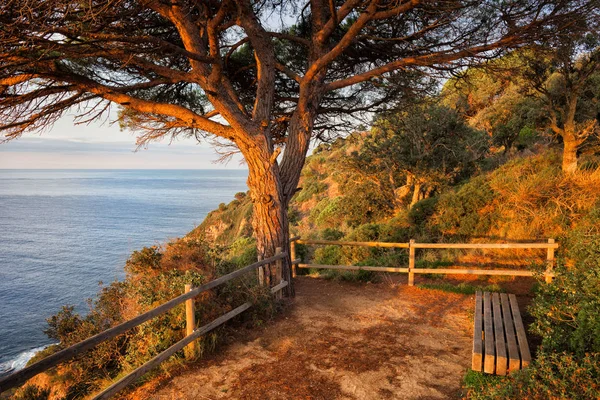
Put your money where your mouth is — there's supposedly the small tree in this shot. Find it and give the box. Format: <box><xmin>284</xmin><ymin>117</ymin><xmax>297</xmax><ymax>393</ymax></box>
<box><xmin>442</xmin><ymin>60</ymin><xmax>546</xmax><ymax>153</ymax></box>
<box><xmin>523</xmin><ymin>41</ymin><xmax>600</xmax><ymax>172</ymax></box>
<box><xmin>347</xmin><ymin>104</ymin><xmax>488</xmax><ymax>208</ymax></box>
<box><xmin>1</xmin><ymin>0</ymin><xmax>596</xmax><ymax>290</ymax></box>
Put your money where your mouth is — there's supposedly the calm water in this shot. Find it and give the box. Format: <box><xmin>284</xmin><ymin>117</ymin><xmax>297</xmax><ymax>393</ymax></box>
<box><xmin>0</xmin><ymin>169</ymin><xmax>248</xmax><ymax>375</ymax></box>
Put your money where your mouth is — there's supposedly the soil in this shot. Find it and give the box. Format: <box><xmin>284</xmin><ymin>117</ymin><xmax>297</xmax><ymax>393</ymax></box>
<box><xmin>141</xmin><ymin>277</ymin><xmax>476</xmax><ymax>400</ymax></box>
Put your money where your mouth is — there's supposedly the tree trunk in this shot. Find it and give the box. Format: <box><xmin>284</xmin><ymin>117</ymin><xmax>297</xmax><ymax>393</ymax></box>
<box><xmin>410</xmin><ymin>181</ymin><xmax>422</xmax><ymax>208</ymax></box>
<box><xmin>241</xmin><ymin>135</ymin><xmax>294</xmax><ymax>296</ymax></box>
<box><xmin>562</xmin><ymin>136</ymin><xmax>579</xmax><ymax>173</ymax></box>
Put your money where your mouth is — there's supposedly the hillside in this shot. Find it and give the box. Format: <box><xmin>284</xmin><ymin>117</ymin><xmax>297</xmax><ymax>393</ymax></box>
<box><xmin>191</xmin><ymin>138</ymin><xmax>600</xmax><ymax>268</ymax></box>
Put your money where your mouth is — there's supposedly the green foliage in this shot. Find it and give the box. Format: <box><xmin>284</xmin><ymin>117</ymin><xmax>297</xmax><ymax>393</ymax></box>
<box><xmin>529</xmin><ymin>207</ymin><xmax>600</xmax><ymax>356</ymax></box>
<box><xmin>295</xmin><ymin>180</ymin><xmax>328</xmax><ymax>203</ymax></box>
<box><xmin>321</xmin><ymin>228</ymin><xmax>344</xmax><ymax>241</ymax></box>
<box><xmin>234</xmin><ymin>192</ymin><xmax>246</xmax><ymax>201</ymax></box>
<box><xmin>443</xmin><ymin>60</ymin><xmax>547</xmax><ymax>153</ymax></box>
<box><xmin>464</xmin><ymin>353</ymin><xmax>600</xmax><ymax>399</ymax></box>
<box><xmin>315</xmin><ymin>268</ymin><xmax>377</xmax><ymax>283</ymax></box>
<box><xmin>125</xmin><ymin>246</ymin><xmax>162</xmax><ymax>275</ymax></box>
<box><xmin>467</xmin><ymin>205</ymin><xmax>600</xmax><ymax>398</ymax></box>
<box><xmin>39</xmin><ymin>234</ymin><xmax>274</xmax><ymax>398</ymax></box>
<box><xmin>337</xmin><ymin>181</ymin><xmax>395</xmax><ymax>227</ymax></box>
<box><xmin>408</xmin><ymin>197</ymin><xmax>438</xmax><ymax>226</ymax></box>
<box><xmin>313</xmin><ymin>245</ymin><xmax>342</xmax><ymax>265</ymax></box>
<box><xmin>433</xmin><ymin>177</ymin><xmax>497</xmax><ymax>238</ymax></box>
<box><xmin>347</xmin><ymin>104</ymin><xmax>488</xmax><ymax>207</ymax></box>
<box><xmin>417</xmin><ymin>282</ymin><xmax>503</xmax><ymax>295</ymax></box>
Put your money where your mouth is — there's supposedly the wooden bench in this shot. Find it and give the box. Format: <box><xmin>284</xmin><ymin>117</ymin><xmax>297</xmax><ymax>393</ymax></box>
<box><xmin>472</xmin><ymin>291</ymin><xmax>531</xmax><ymax>375</ymax></box>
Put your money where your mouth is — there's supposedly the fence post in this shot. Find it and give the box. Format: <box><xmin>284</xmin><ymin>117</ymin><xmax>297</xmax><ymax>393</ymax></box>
<box><xmin>184</xmin><ymin>284</ymin><xmax>197</xmax><ymax>359</ymax></box>
<box><xmin>257</xmin><ymin>254</ymin><xmax>265</xmax><ymax>286</ymax></box>
<box><xmin>275</xmin><ymin>247</ymin><xmax>283</xmax><ymax>299</ymax></box>
<box><xmin>545</xmin><ymin>238</ymin><xmax>555</xmax><ymax>284</ymax></box>
<box><xmin>290</xmin><ymin>239</ymin><xmax>297</xmax><ymax>278</ymax></box>
<box><xmin>408</xmin><ymin>239</ymin><xmax>415</xmax><ymax>286</ymax></box>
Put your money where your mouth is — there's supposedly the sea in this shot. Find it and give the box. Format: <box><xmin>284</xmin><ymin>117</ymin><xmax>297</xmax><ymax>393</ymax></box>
<box><xmin>0</xmin><ymin>169</ymin><xmax>248</xmax><ymax>376</ymax></box>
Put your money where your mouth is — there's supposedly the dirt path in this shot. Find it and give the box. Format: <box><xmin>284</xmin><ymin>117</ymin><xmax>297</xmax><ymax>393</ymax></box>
<box><xmin>147</xmin><ymin>277</ymin><xmax>474</xmax><ymax>400</ymax></box>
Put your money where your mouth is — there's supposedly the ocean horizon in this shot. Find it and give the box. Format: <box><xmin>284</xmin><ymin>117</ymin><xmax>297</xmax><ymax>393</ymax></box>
<box><xmin>0</xmin><ymin>169</ymin><xmax>248</xmax><ymax>375</ymax></box>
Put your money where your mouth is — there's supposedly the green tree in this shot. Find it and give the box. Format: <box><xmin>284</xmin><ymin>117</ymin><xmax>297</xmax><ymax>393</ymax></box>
<box><xmin>442</xmin><ymin>60</ymin><xmax>546</xmax><ymax>153</ymax></box>
<box><xmin>347</xmin><ymin>104</ymin><xmax>488</xmax><ymax>208</ymax></box>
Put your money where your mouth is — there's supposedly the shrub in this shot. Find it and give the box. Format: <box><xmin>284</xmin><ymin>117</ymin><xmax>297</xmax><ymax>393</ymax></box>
<box><xmin>37</xmin><ymin>236</ymin><xmax>274</xmax><ymax>398</ymax></box>
<box><xmin>321</xmin><ymin>228</ymin><xmax>344</xmax><ymax>241</ymax></box>
<box><xmin>234</xmin><ymin>192</ymin><xmax>246</xmax><ymax>201</ymax></box>
<box><xmin>464</xmin><ymin>353</ymin><xmax>600</xmax><ymax>399</ymax></box>
<box><xmin>467</xmin><ymin>204</ymin><xmax>600</xmax><ymax>398</ymax></box>
<box><xmin>313</xmin><ymin>245</ymin><xmax>342</xmax><ymax>265</ymax></box>
<box><xmin>418</xmin><ymin>282</ymin><xmax>503</xmax><ymax>295</ymax></box>
<box><xmin>433</xmin><ymin>176</ymin><xmax>497</xmax><ymax>238</ymax></box>
<box><xmin>408</xmin><ymin>196</ymin><xmax>438</xmax><ymax>226</ymax></box>
<box><xmin>529</xmin><ymin>207</ymin><xmax>600</xmax><ymax>356</ymax></box>
<box><xmin>13</xmin><ymin>385</ymin><xmax>51</xmax><ymax>400</ymax></box>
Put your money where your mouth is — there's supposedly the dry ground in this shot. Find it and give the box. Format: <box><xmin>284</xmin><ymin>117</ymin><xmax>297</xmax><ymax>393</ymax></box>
<box><xmin>141</xmin><ymin>277</ymin><xmax>477</xmax><ymax>400</ymax></box>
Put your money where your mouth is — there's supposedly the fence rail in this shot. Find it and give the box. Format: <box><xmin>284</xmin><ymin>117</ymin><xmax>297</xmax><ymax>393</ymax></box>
<box><xmin>291</xmin><ymin>238</ymin><xmax>557</xmax><ymax>285</ymax></box>
<box><xmin>0</xmin><ymin>251</ymin><xmax>288</xmax><ymax>397</ymax></box>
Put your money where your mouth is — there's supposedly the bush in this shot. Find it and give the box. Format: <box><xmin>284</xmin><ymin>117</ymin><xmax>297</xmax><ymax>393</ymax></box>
<box><xmin>434</xmin><ymin>176</ymin><xmax>497</xmax><ymax>238</ymax></box>
<box><xmin>321</xmin><ymin>228</ymin><xmax>344</xmax><ymax>241</ymax></box>
<box><xmin>408</xmin><ymin>197</ymin><xmax>438</xmax><ymax>226</ymax></box>
<box><xmin>464</xmin><ymin>353</ymin><xmax>600</xmax><ymax>399</ymax></box>
<box><xmin>36</xmin><ymin>236</ymin><xmax>274</xmax><ymax>398</ymax></box>
<box><xmin>529</xmin><ymin>207</ymin><xmax>600</xmax><ymax>356</ymax></box>
<box><xmin>13</xmin><ymin>385</ymin><xmax>51</xmax><ymax>400</ymax></box>
<box><xmin>313</xmin><ymin>245</ymin><xmax>342</xmax><ymax>265</ymax></box>
<box><xmin>234</xmin><ymin>192</ymin><xmax>246</xmax><ymax>201</ymax></box>
<box><xmin>467</xmin><ymin>204</ymin><xmax>600</xmax><ymax>399</ymax></box>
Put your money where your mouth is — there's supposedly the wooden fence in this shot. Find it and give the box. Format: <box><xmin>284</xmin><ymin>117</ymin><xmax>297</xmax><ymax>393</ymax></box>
<box><xmin>290</xmin><ymin>238</ymin><xmax>558</xmax><ymax>285</ymax></box>
<box><xmin>0</xmin><ymin>250</ymin><xmax>289</xmax><ymax>398</ymax></box>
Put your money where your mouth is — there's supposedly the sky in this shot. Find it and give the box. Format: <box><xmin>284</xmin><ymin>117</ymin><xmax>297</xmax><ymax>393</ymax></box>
<box><xmin>0</xmin><ymin>113</ymin><xmax>246</xmax><ymax>170</ymax></box>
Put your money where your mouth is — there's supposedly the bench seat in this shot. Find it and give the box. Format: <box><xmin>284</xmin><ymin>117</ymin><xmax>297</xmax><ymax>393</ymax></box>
<box><xmin>472</xmin><ymin>291</ymin><xmax>531</xmax><ymax>375</ymax></box>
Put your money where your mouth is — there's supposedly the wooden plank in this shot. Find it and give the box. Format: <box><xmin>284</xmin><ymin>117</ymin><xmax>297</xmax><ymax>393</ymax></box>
<box><xmin>483</xmin><ymin>292</ymin><xmax>495</xmax><ymax>374</ymax></box>
<box><xmin>290</xmin><ymin>240</ymin><xmax>297</xmax><ymax>278</ymax></box>
<box><xmin>472</xmin><ymin>291</ymin><xmax>484</xmax><ymax>372</ymax></box>
<box><xmin>297</xmin><ymin>264</ymin><xmax>409</xmax><ymax>273</ymax></box>
<box><xmin>408</xmin><ymin>239</ymin><xmax>416</xmax><ymax>286</ymax></box>
<box><xmin>93</xmin><ymin>302</ymin><xmax>253</xmax><ymax>400</ymax></box>
<box><xmin>297</xmin><ymin>265</ymin><xmax>553</xmax><ymax>278</ymax></box>
<box><xmin>501</xmin><ymin>293</ymin><xmax>520</xmax><ymax>372</ymax></box>
<box><xmin>274</xmin><ymin>247</ymin><xmax>283</xmax><ymax>300</ymax></box>
<box><xmin>270</xmin><ymin>280</ymin><xmax>288</xmax><ymax>294</ymax></box>
<box><xmin>509</xmin><ymin>294</ymin><xmax>531</xmax><ymax>368</ymax></box>
<box><xmin>0</xmin><ymin>253</ymin><xmax>286</xmax><ymax>393</ymax></box>
<box><xmin>296</xmin><ymin>239</ymin><xmax>409</xmax><ymax>248</ymax></box>
<box><xmin>296</xmin><ymin>239</ymin><xmax>558</xmax><ymax>249</ymax></box>
<box><xmin>412</xmin><ymin>243</ymin><xmax>558</xmax><ymax>249</ymax></box>
<box><xmin>411</xmin><ymin>268</ymin><xmax>538</xmax><ymax>276</ymax></box>
<box><xmin>184</xmin><ymin>284</ymin><xmax>196</xmax><ymax>359</ymax></box>
<box><xmin>492</xmin><ymin>293</ymin><xmax>507</xmax><ymax>376</ymax></box>
<box><xmin>546</xmin><ymin>238</ymin><xmax>555</xmax><ymax>283</ymax></box>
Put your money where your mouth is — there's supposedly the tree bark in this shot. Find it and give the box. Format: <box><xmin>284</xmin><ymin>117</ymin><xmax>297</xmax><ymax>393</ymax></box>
<box><xmin>239</xmin><ymin>133</ymin><xmax>294</xmax><ymax>296</ymax></box>
<box><xmin>562</xmin><ymin>136</ymin><xmax>579</xmax><ymax>174</ymax></box>
<box><xmin>410</xmin><ymin>181</ymin><xmax>422</xmax><ymax>208</ymax></box>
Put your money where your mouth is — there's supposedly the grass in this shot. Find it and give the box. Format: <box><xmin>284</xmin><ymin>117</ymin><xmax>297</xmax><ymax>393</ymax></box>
<box><xmin>310</xmin><ymin>268</ymin><xmax>378</xmax><ymax>283</ymax></box>
<box><xmin>417</xmin><ymin>282</ymin><xmax>504</xmax><ymax>295</ymax></box>
<box><xmin>462</xmin><ymin>370</ymin><xmax>507</xmax><ymax>400</ymax></box>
